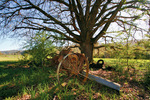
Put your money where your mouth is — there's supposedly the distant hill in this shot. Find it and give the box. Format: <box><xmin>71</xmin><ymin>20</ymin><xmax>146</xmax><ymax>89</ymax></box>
<box><xmin>0</xmin><ymin>50</ymin><xmax>24</xmax><ymax>55</ymax></box>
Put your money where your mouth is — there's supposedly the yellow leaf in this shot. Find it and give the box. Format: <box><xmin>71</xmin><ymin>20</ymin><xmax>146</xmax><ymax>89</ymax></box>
<box><xmin>61</xmin><ymin>82</ymin><xmax>67</xmax><ymax>87</ymax></box>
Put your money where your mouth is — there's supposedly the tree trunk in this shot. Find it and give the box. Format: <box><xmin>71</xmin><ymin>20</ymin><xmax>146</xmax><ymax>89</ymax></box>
<box><xmin>80</xmin><ymin>42</ymin><xmax>94</xmax><ymax>63</ymax></box>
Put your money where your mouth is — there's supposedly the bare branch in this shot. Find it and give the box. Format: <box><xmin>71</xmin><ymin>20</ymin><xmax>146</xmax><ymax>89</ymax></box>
<box><xmin>88</xmin><ymin>0</ymin><xmax>103</xmax><ymax>28</ymax></box>
<box><xmin>24</xmin><ymin>0</ymin><xmax>80</xmax><ymax>40</ymax></box>
<box><xmin>93</xmin><ymin>0</ymin><xmax>125</xmax><ymax>43</ymax></box>
<box><xmin>95</xmin><ymin>0</ymin><xmax>111</xmax><ymax>22</ymax></box>
<box><xmin>85</xmin><ymin>0</ymin><xmax>91</xmax><ymax>21</ymax></box>
<box><xmin>76</xmin><ymin>0</ymin><xmax>84</xmax><ymax>17</ymax></box>
<box><xmin>50</xmin><ymin>0</ymin><xmax>69</xmax><ymax>7</ymax></box>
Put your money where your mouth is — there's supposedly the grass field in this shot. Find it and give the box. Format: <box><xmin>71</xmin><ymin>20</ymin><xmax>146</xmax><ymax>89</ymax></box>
<box><xmin>0</xmin><ymin>55</ymin><xmax>149</xmax><ymax>100</ymax></box>
<box><xmin>94</xmin><ymin>58</ymin><xmax>150</xmax><ymax>64</ymax></box>
<box><xmin>0</xmin><ymin>55</ymin><xmax>22</xmax><ymax>61</ymax></box>
<box><xmin>94</xmin><ymin>58</ymin><xmax>150</xmax><ymax>69</ymax></box>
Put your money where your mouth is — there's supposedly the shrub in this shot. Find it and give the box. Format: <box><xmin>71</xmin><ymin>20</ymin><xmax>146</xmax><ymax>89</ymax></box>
<box><xmin>23</xmin><ymin>31</ymin><xmax>57</xmax><ymax>67</ymax></box>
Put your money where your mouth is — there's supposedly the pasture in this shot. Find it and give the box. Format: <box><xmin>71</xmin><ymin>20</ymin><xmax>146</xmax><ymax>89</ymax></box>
<box><xmin>0</xmin><ymin>55</ymin><xmax>22</xmax><ymax>61</ymax></box>
<box><xmin>0</xmin><ymin>55</ymin><xmax>149</xmax><ymax>100</ymax></box>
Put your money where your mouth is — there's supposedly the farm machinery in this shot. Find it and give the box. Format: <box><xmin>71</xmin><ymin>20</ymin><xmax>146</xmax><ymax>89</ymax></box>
<box><xmin>50</xmin><ymin>48</ymin><xmax>121</xmax><ymax>91</ymax></box>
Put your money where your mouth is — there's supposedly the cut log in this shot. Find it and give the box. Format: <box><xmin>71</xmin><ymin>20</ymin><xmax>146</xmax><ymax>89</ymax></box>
<box><xmin>82</xmin><ymin>71</ymin><xmax>121</xmax><ymax>91</ymax></box>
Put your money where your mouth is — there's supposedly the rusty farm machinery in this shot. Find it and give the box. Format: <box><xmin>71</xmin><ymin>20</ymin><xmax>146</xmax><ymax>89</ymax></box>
<box><xmin>50</xmin><ymin>49</ymin><xmax>121</xmax><ymax>91</ymax></box>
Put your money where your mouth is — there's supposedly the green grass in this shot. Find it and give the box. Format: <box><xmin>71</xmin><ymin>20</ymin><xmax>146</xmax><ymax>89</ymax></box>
<box><xmin>0</xmin><ymin>56</ymin><xmax>150</xmax><ymax>100</ymax></box>
<box><xmin>0</xmin><ymin>55</ymin><xmax>22</xmax><ymax>61</ymax></box>
<box><xmin>0</xmin><ymin>62</ymin><xmax>56</xmax><ymax>99</ymax></box>
<box><xmin>94</xmin><ymin>58</ymin><xmax>150</xmax><ymax>63</ymax></box>
<box><xmin>94</xmin><ymin>58</ymin><xmax>150</xmax><ymax>69</ymax></box>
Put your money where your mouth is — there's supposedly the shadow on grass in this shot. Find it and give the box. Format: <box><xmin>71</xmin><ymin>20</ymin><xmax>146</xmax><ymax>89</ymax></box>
<box><xmin>2</xmin><ymin>60</ymin><xmax>148</xmax><ymax>100</ymax></box>
<box><xmin>0</xmin><ymin>61</ymin><xmax>121</xmax><ymax>100</ymax></box>
<box><xmin>0</xmin><ymin>61</ymin><xmax>18</xmax><ymax>66</ymax></box>
<box><xmin>0</xmin><ymin>61</ymin><xmax>56</xmax><ymax>99</ymax></box>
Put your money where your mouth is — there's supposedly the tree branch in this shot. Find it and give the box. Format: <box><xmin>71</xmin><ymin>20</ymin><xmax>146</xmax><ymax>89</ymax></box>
<box><xmin>93</xmin><ymin>0</ymin><xmax>125</xmax><ymax>43</ymax></box>
<box><xmin>50</xmin><ymin>0</ymin><xmax>69</xmax><ymax>7</ymax></box>
<box><xmin>15</xmin><ymin>26</ymin><xmax>80</xmax><ymax>43</ymax></box>
<box><xmin>76</xmin><ymin>0</ymin><xmax>83</xmax><ymax>17</ymax></box>
<box><xmin>95</xmin><ymin>0</ymin><xmax>111</xmax><ymax>22</ymax></box>
<box><xmin>24</xmin><ymin>0</ymin><xmax>80</xmax><ymax>41</ymax></box>
<box><xmin>85</xmin><ymin>0</ymin><xmax>91</xmax><ymax>21</ymax></box>
<box><xmin>69</xmin><ymin>1</ymin><xmax>81</xmax><ymax>34</ymax></box>
<box><xmin>88</xmin><ymin>0</ymin><xmax>103</xmax><ymax>28</ymax></box>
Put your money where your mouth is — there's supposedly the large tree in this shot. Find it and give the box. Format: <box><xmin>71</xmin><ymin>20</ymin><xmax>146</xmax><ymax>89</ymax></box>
<box><xmin>0</xmin><ymin>0</ymin><xmax>149</xmax><ymax>62</ymax></box>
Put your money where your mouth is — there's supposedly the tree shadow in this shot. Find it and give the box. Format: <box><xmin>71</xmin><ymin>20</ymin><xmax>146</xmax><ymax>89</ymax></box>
<box><xmin>0</xmin><ymin>61</ymin><xmax>54</xmax><ymax>99</ymax></box>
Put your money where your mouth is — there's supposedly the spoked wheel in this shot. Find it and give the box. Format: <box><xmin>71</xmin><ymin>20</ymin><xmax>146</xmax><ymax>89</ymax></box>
<box><xmin>57</xmin><ymin>53</ymin><xmax>89</xmax><ymax>85</ymax></box>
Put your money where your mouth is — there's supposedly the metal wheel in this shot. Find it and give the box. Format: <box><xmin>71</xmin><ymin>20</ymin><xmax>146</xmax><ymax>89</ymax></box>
<box><xmin>57</xmin><ymin>53</ymin><xmax>89</xmax><ymax>84</ymax></box>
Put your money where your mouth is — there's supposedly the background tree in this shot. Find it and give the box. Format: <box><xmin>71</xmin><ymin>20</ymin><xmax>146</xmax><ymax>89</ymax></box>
<box><xmin>0</xmin><ymin>0</ymin><xmax>149</xmax><ymax>62</ymax></box>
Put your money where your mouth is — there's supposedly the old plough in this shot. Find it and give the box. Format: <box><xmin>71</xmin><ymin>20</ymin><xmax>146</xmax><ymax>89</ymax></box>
<box><xmin>53</xmin><ymin>49</ymin><xmax>121</xmax><ymax>91</ymax></box>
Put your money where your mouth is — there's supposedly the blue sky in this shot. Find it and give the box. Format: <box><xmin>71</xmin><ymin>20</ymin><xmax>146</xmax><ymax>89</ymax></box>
<box><xmin>0</xmin><ymin>0</ymin><xmax>149</xmax><ymax>51</ymax></box>
<box><xmin>0</xmin><ymin>38</ymin><xmax>23</xmax><ymax>51</ymax></box>
<box><xmin>0</xmin><ymin>33</ymin><xmax>144</xmax><ymax>51</ymax></box>
<box><xmin>0</xmin><ymin>17</ymin><xmax>148</xmax><ymax>51</ymax></box>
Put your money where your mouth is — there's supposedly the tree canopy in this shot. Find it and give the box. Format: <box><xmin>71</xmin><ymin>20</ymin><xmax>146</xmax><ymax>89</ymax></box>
<box><xmin>0</xmin><ymin>0</ymin><xmax>150</xmax><ymax>62</ymax></box>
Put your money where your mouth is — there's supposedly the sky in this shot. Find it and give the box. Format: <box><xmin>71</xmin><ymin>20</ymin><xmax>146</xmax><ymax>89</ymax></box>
<box><xmin>0</xmin><ymin>32</ymin><xmax>146</xmax><ymax>51</ymax></box>
<box><xmin>0</xmin><ymin>4</ymin><xmax>149</xmax><ymax>51</ymax></box>
<box><xmin>0</xmin><ymin>20</ymin><xmax>148</xmax><ymax>51</ymax></box>
<box><xmin>0</xmin><ymin>38</ymin><xmax>23</xmax><ymax>51</ymax></box>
